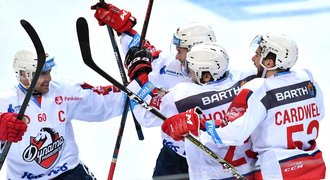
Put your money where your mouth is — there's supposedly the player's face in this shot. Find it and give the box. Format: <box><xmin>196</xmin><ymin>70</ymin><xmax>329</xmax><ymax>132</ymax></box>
<box><xmin>34</xmin><ymin>69</ymin><xmax>52</xmax><ymax>93</ymax></box>
<box><xmin>252</xmin><ymin>47</ymin><xmax>264</xmax><ymax>76</ymax></box>
<box><xmin>175</xmin><ymin>46</ymin><xmax>189</xmax><ymax>64</ymax></box>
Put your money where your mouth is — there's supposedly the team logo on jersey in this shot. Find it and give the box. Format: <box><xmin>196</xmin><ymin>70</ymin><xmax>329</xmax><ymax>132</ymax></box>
<box><xmin>307</xmin><ymin>82</ymin><xmax>315</xmax><ymax>97</ymax></box>
<box><xmin>55</xmin><ymin>96</ymin><xmax>63</xmax><ymax>105</ymax></box>
<box><xmin>22</xmin><ymin>127</ymin><xmax>64</xmax><ymax>169</ymax></box>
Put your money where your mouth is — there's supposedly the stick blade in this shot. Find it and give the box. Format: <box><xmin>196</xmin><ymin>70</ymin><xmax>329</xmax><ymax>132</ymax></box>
<box><xmin>76</xmin><ymin>17</ymin><xmax>95</xmax><ymax>68</ymax></box>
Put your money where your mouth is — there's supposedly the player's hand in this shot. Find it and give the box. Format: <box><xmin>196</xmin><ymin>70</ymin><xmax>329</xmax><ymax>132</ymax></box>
<box><xmin>162</xmin><ymin>107</ymin><xmax>203</xmax><ymax>141</ymax></box>
<box><xmin>91</xmin><ymin>2</ymin><xmax>136</xmax><ymax>33</ymax></box>
<box><xmin>125</xmin><ymin>46</ymin><xmax>153</xmax><ymax>81</ymax></box>
<box><xmin>0</xmin><ymin>112</ymin><xmax>28</xmax><ymax>143</ymax></box>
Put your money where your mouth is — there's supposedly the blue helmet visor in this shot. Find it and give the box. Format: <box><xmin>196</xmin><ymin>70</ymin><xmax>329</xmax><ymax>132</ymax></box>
<box><xmin>42</xmin><ymin>57</ymin><xmax>55</xmax><ymax>71</ymax></box>
<box><xmin>250</xmin><ymin>34</ymin><xmax>263</xmax><ymax>50</ymax></box>
<box><xmin>172</xmin><ymin>34</ymin><xmax>181</xmax><ymax>46</ymax></box>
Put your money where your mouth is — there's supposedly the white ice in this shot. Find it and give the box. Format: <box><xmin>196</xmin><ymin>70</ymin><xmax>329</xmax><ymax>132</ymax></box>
<box><xmin>0</xmin><ymin>0</ymin><xmax>329</xmax><ymax>179</ymax></box>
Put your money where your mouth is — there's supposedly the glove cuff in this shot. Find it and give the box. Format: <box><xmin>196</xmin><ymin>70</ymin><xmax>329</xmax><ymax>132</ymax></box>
<box><xmin>135</xmin><ymin>73</ymin><xmax>149</xmax><ymax>85</ymax></box>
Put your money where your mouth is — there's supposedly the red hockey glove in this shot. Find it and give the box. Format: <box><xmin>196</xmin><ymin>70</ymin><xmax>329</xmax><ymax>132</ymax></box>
<box><xmin>125</xmin><ymin>46</ymin><xmax>153</xmax><ymax>81</ymax></box>
<box><xmin>162</xmin><ymin>107</ymin><xmax>203</xmax><ymax>141</ymax></box>
<box><xmin>143</xmin><ymin>40</ymin><xmax>161</xmax><ymax>59</ymax></box>
<box><xmin>91</xmin><ymin>2</ymin><xmax>136</xmax><ymax>34</ymax></box>
<box><xmin>149</xmin><ymin>88</ymin><xmax>167</xmax><ymax>110</ymax></box>
<box><xmin>0</xmin><ymin>112</ymin><xmax>28</xmax><ymax>143</ymax></box>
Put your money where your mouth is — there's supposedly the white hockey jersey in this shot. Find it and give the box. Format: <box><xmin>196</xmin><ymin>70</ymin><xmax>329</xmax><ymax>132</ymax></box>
<box><xmin>168</xmin><ymin>70</ymin><xmax>257</xmax><ymax>179</ymax></box>
<box><xmin>0</xmin><ymin>80</ymin><xmax>125</xmax><ymax>179</ymax></box>
<box><xmin>129</xmin><ymin>69</ymin><xmax>257</xmax><ymax>179</ymax></box>
<box><xmin>216</xmin><ymin>69</ymin><xmax>325</xmax><ymax>179</ymax></box>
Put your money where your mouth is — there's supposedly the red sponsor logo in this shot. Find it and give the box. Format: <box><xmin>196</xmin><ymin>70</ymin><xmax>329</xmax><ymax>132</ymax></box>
<box><xmin>55</xmin><ymin>96</ymin><xmax>63</xmax><ymax>105</ymax></box>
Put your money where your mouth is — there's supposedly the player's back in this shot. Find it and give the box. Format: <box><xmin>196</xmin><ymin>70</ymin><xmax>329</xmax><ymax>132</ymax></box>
<box><xmin>246</xmin><ymin>68</ymin><xmax>325</xmax><ymax>179</ymax></box>
<box><xmin>250</xmin><ymin>69</ymin><xmax>324</xmax><ymax>156</ymax></box>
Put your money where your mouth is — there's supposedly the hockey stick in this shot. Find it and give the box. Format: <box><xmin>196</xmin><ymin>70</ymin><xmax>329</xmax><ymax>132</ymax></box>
<box><xmin>105</xmin><ymin>0</ymin><xmax>154</xmax><ymax>177</ymax></box>
<box><xmin>99</xmin><ymin>0</ymin><xmax>145</xmax><ymax>141</ymax></box>
<box><xmin>105</xmin><ymin>27</ymin><xmax>145</xmax><ymax>141</ymax></box>
<box><xmin>76</xmin><ymin>17</ymin><xmax>246</xmax><ymax>180</ymax></box>
<box><xmin>105</xmin><ymin>28</ymin><xmax>143</xmax><ymax>180</ymax></box>
<box><xmin>96</xmin><ymin>1</ymin><xmax>145</xmax><ymax>179</ymax></box>
<box><xmin>0</xmin><ymin>19</ymin><xmax>46</xmax><ymax>170</ymax></box>
<box><xmin>104</xmin><ymin>28</ymin><xmax>146</xmax><ymax>180</ymax></box>
<box><xmin>139</xmin><ymin>0</ymin><xmax>154</xmax><ymax>49</ymax></box>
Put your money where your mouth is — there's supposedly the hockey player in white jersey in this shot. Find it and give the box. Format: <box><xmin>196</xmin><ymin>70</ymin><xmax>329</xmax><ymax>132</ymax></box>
<box><xmin>126</xmin><ymin>42</ymin><xmax>257</xmax><ymax>179</ymax></box>
<box><xmin>0</xmin><ymin>49</ymin><xmax>126</xmax><ymax>179</ymax></box>
<box><xmin>91</xmin><ymin>2</ymin><xmax>218</xmax><ymax>178</ymax></box>
<box><xmin>162</xmin><ymin>32</ymin><xmax>326</xmax><ymax>179</ymax></box>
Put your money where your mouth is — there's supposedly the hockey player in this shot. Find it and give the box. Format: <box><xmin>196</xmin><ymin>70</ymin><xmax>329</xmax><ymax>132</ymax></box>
<box><xmin>91</xmin><ymin>2</ymin><xmax>218</xmax><ymax>178</ymax></box>
<box><xmin>126</xmin><ymin>42</ymin><xmax>257</xmax><ymax>179</ymax></box>
<box><xmin>0</xmin><ymin>48</ymin><xmax>126</xmax><ymax>179</ymax></box>
<box><xmin>162</xmin><ymin>32</ymin><xmax>326</xmax><ymax>179</ymax></box>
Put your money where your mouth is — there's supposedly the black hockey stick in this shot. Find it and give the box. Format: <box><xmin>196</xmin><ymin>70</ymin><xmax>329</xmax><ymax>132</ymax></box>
<box><xmin>139</xmin><ymin>0</ymin><xmax>154</xmax><ymax>49</ymax></box>
<box><xmin>76</xmin><ymin>17</ymin><xmax>246</xmax><ymax>180</ymax></box>
<box><xmin>105</xmin><ymin>27</ymin><xmax>145</xmax><ymax>141</ymax></box>
<box><xmin>0</xmin><ymin>19</ymin><xmax>46</xmax><ymax>170</ymax></box>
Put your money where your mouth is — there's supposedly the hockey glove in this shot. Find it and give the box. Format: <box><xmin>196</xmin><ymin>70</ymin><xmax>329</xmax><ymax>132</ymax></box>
<box><xmin>149</xmin><ymin>88</ymin><xmax>167</xmax><ymax>110</ymax></box>
<box><xmin>125</xmin><ymin>46</ymin><xmax>153</xmax><ymax>82</ymax></box>
<box><xmin>162</xmin><ymin>107</ymin><xmax>203</xmax><ymax>141</ymax></box>
<box><xmin>143</xmin><ymin>40</ymin><xmax>161</xmax><ymax>60</ymax></box>
<box><xmin>0</xmin><ymin>112</ymin><xmax>28</xmax><ymax>143</ymax></box>
<box><xmin>91</xmin><ymin>2</ymin><xmax>137</xmax><ymax>34</ymax></box>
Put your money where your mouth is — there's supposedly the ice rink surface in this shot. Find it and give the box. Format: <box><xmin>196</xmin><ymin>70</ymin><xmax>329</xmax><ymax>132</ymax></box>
<box><xmin>0</xmin><ymin>0</ymin><xmax>329</xmax><ymax>179</ymax></box>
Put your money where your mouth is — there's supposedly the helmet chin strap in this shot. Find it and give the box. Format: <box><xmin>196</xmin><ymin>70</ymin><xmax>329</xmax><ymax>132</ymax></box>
<box><xmin>260</xmin><ymin>60</ymin><xmax>277</xmax><ymax>78</ymax></box>
<box><xmin>261</xmin><ymin>67</ymin><xmax>268</xmax><ymax>78</ymax></box>
<box><xmin>259</xmin><ymin>57</ymin><xmax>274</xmax><ymax>78</ymax></box>
<box><xmin>19</xmin><ymin>81</ymin><xmax>31</xmax><ymax>90</ymax></box>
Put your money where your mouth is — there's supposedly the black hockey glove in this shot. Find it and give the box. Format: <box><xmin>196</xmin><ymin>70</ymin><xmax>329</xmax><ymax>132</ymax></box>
<box><xmin>125</xmin><ymin>46</ymin><xmax>152</xmax><ymax>81</ymax></box>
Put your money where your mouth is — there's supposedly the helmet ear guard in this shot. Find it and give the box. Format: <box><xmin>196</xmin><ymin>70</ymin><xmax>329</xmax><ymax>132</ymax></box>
<box><xmin>186</xmin><ymin>43</ymin><xmax>229</xmax><ymax>85</ymax></box>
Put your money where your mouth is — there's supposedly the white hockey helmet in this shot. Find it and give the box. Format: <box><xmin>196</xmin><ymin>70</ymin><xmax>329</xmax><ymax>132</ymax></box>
<box><xmin>172</xmin><ymin>22</ymin><xmax>217</xmax><ymax>50</ymax></box>
<box><xmin>13</xmin><ymin>48</ymin><xmax>55</xmax><ymax>83</ymax></box>
<box><xmin>250</xmin><ymin>32</ymin><xmax>298</xmax><ymax>70</ymax></box>
<box><xmin>186</xmin><ymin>42</ymin><xmax>229</xmax><ymax>84</ymax></box>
